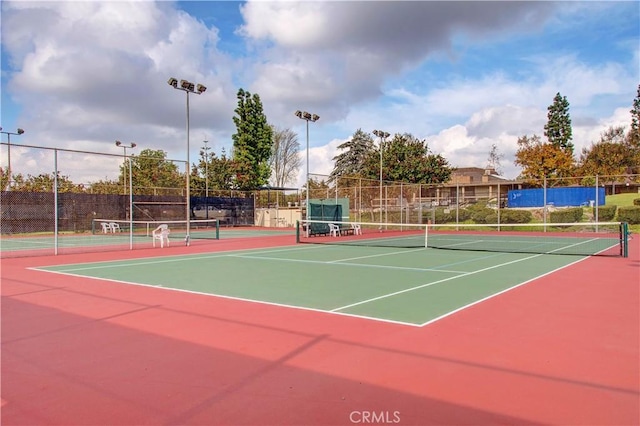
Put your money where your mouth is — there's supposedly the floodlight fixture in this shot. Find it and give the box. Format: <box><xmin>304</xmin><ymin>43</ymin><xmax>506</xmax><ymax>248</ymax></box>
<box><xmin>168</xmin><ymin>77</ymin><xmax>178</xmax><ymax>88</ymax></box>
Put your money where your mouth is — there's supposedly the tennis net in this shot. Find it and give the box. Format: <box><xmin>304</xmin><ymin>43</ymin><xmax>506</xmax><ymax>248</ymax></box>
<box><xmin>92</xmin><ymin>218</ymin><xmax>220</xmax><ymax>240</ymax></box>
<box><xmin>297</xmin><ymin>219</ymin><xmax>629</xmax><ymax>257</ymax></box>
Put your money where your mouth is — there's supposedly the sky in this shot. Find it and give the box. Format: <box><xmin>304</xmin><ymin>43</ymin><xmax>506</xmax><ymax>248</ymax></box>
<box><xmin>1</xmin><ymin>0</ymin><xmax>639</xmax><ymax>188</ymax></box>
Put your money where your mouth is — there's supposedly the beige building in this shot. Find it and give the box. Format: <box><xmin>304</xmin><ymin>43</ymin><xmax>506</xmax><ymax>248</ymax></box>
<box><xmin>425</xmin><ymin>167</ymin><xmax>521</xmax><ymax>206</ymax></box>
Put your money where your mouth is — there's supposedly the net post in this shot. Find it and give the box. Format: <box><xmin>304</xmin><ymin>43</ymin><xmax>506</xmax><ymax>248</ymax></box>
<box><xmin>425</xmin><ymin>220</ymin><xmax>429</xmax><ymax>248</ymax></box>
<box><xmin>91</xmin><ymin>219</ymin><xmax>96</xmax><ymax>235</ymax></box>
<box><xmin>296</xmin><ymin>220</ymin><xmax>300</xmax><ymax>243</ymax></box>
<box><xmin>216</xmin><ymin>218</ymin><xmax>220</xmax><ymax>240</ymax></box>
<box><xmin>622</xmin><ymin>222</ymin><xmax>629</xmax><ymax>258</ymax></box>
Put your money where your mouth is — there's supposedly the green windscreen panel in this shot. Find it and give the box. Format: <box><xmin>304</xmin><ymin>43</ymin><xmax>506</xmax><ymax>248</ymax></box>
<box><xmin>308</xmin><ymin>203</ymin><xmax>342</xmax><ymax>235</ymax></box>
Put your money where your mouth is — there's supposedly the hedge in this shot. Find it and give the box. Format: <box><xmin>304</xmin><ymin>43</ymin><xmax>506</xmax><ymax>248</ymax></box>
<box><xmin>594</xmin><ymin>205</ymin><xmax>617</xmax><ymax>221</ymax></box>
<box><xmin>617</xmin><ymin>206</ymin><xmax>640</xmax><ymax>224</ymax></box>
<box><xmin>634</xmin><ymin>198</ymin><xmax>640</xmax><ymax>206</ymax></box>
<box><xmin>433</xmin><ymin>207</ymin><xmax>470</xmax><ymax>223</ymax></box>
<box><xmin>549</xmin><ymin>207</ymin><xmax>583</xmax><ymax>223</ymax></box>
<box><xmin>499</xmin><ymin>209</ymin><xmax>532</xmax><ymax>224</ymax></box>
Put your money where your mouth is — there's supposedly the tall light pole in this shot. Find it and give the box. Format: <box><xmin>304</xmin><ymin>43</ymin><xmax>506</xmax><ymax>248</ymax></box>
<box><xmin>373</xmin><ymin>130</ymin><xmax>390</xmax><ymax>223</ymax></box>
<box><xmin>1</xmin><ymin>127</ymin><xmax>25</xmax><ymax>188</ymax></box>
<box><xmin>168</xmin><ymin>77</ymin><xmax>207</xmax><ymax>245</ymax></box>
<box><xmin>115</xmin><ymin>141</ymin><xmax>136</xmax><ymax>195</ymax></box>
<box><xmin>295</xmin><ymin>110</ymin><xmax>320</xmax><ymax>219</ymax></box>
<box><xmin>202</xmin><ymin>139</ymin><xmax>210</xmax><ymax>198</ymax></box>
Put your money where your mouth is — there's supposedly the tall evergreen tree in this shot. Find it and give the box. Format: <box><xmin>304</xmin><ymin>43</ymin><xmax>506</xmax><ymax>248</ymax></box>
<box><xmin>629</xmin><ymin>84</ymin><xmax>640</xmax><ymax>149</ymax></box>
<box><xmin>544</xmin><ymin>92</ymin><xmax>574</xmax><ymax>153</ymax></box>
<box><xmin>231</xmin><ymin>88</ymin><xmax>273</xmax><ymax>190</ymax></box>
<box><xmin>329</xmin><ymin>129</ymin><xmax>375</xmax><ymax>182</ymax></box>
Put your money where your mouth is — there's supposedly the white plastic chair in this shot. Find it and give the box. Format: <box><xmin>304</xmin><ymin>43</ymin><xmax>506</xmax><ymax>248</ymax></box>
<box><xmin>351</xmin><ymin>223</ymin><xmax>362</xmax><ymax>235</ymax></box>
<box><xmin>109</xmin><ymin>222</ymin><xmax>122</xmax><ymax>233</ymax></box>
<box><xmin>328</xmin><ymin>223</ymin><xmax>340</xmax><ymax>237</ymax></box>
<box><xmin>152</xmin><ymin>224</ymin><xmax>170</xmax><ymax>248</ymax></box>
<box><xmin>100</xmin><ymin>222</ymin><xmax>112</xmax><ymax>234</ymax></box>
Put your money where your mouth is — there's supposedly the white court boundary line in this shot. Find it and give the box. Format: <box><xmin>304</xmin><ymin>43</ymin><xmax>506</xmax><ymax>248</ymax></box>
<box><xmin>30</xmin><ymin>239</ymin><xmax>603</xmax><ymax>328</ymax></box>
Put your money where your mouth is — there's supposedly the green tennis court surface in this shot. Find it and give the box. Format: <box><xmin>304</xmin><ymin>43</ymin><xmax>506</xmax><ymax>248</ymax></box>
<box><xmin>35</xmin><ymin>243</ymin><xmax>596</xmax><ymax>326</ymax></box>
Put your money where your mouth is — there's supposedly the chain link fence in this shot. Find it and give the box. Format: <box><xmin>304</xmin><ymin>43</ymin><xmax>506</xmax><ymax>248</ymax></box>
<box><xmin>306</xmin><ymin>172</ymin><xmax>640</xmax><ymax>226</ymax></box>
<box><xmin>0</xmin><ymin>143</ymin><xmax>255</xmax><ymax>257</ymax></box>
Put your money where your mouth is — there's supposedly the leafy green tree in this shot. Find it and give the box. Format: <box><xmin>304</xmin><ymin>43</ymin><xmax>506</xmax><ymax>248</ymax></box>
<box><xmin>86</xmin><ymin>179</ymin><xmax>120</xmax><ymax>194</ymax></box>
<box><xmin>514</xmin><ymin>134</ymin><xmax>575</xmax><ymax>185</ymax></box>
<box><xmin>306</xmin><ymin>176</ymin><xmax>331</xmax><ymax>200</ymax></box>
<box><xmin>362</xmin><ymin>133</ymin><xmax>452</xmax><ymax>184</ymax></box>
<box><xmin>270</xmin><ymin>126</ymin><xmax>301</xmax><ymax>187</ymax></box>
<box><xmin>128</xmin><ymin>149</ymin><xmax>184</xmax><ymax>194</ymax></box>
<box><xmin>578</xmin><ymin>126</ymin><xmax>635</xmax><ymax>176</ymax></box>
<box><xmin>329</xmin><ymin>129</ymin><xmax>376</xmax><ymax>182</ymax></box>
<box><xmin>544</xmin><ymin>92</ymin><xmax>573</xmax><ymax>153</ymax></box>
<box><xmin>11</xmin><ymin>172</ymin><xmax>80</xmax><ymax>192</ymax></box>
<box><xmin>193</xmin><ymin>147</ymin><xmax>236</xmax><ymax>193</ymax></box>
<box><xmin>0</xmin><ymin>167</ymin><xmax>10</xmax><ymax>191</ymax></box>
<box><xmin>232</xmin><ymin>88</ymin><xmax>273</xmax><ymax>190</ymax></box>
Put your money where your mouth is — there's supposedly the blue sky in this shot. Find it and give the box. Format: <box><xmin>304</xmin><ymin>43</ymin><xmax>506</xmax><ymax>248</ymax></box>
<box><xmin>1</xmin><ymin>1</ymin><xmax>638</xmax><ymax>186</ymax></box>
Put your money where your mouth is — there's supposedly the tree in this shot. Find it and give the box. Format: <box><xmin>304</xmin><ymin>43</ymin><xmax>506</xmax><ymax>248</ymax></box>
<box><xmin>329</xmin><ymin>129</ymin><xmax>376</xmax><ymax>182</ymax></box>
<box><xmin>487</xmin><ymin>143</ymin><xmax>504</xmax><ymax>175</ymax></box>
<box><xmin>232</xmin><ymin>88</ymin><xmax>273</xmax><ymax>190</ymax></box>
<box><xmin>514</xmin><ymin>134</ymin><xmax>575</xmax><ymax>185</ymax></box>
<box><xmin>128</xmin><ymin>149</ymin><xmax>184</xmax><ymax>194</ymax></box>
<box><xmin>87</xmin><ymin>178</ymin><xmax>120</xmax><ymax>194</ymax></box>
<box><xmin>579</xmin><ymin>125</ymin><xmax>640</xmax><ymax>180</ymax></box>
<box><xmin>305</xmin><ymin>176</ymin><xmax>331</xmax><ymax>200</ymax></box>
<box><xmin>579</xmin><ymin>126</ymin><xmax>628</xmax><ymax>176</ymax></box>
<box><xmin>628</xmin><ymin>84</ymin><xmax>640</xmax><ymax>149</ymax></box>
<box><xmin>10</xmin><ymin>172</ymin><xmax>80</xmax><ymax>192</ymax></box>
<box><xmin>0</xmin><ymin>167</ymin><xmax>10</xmax><ymax>191</ymax></box>
<box><xmin>193</xmin><ymin>147</ymin><xmax>236</xmax><ymax>192</ymax></box>
<box><xmin>362</xmin><ymin>133</ymin><xmax>452</xmax><ymax>184</ymax></box>
<box><xmin>270</xmin><ymin>126</ymin><xmax>301</xmax><ymax>187</ymax></box>
<box><xmin>544</xmin><ymin>92</ymin><xmax>573</xmax><ymax>153</ymax></box>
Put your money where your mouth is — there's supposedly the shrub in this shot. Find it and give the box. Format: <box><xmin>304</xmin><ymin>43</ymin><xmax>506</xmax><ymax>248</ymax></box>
<box><xmin>470</xmin><ymin>207</ymin><xmax>496</xmax><ymax>224</ymax></box>
<box><xmin>433</xmin><ymin>207</ymin><xmax>454</xmax><ymax>223</ymax></box>
<box><xmin>549</xmin><ymin>207</ymin><xmax>583</xmax><ymax>223</ymax></box>
<box><xmin>594</xmin><ymin>205</ymin><xmax>617</xmax><ymax>221</ymax></box>
<box><xmin>461</xmin><ymin>201</ymin><xmax>491</xmax><ymax>223</ymax></box>
<box><xmin>499</xmin><ymin>209</ymin><xmax>532</xmax><ymax>224</ymax></box>
<box><xmin>618</xmin><ymin>206</ymin><xmax>640</xmax><ymax>224</ymax></box>
<box><xmin>634</xmin><ymin>198</ymin><xmax>640</xmax><ymax>206</ymax></box>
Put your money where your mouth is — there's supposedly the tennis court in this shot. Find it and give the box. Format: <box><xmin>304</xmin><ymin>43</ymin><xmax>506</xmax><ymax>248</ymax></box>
<box><xmin>2</xmin><ymin>223</ymin><xmax>638</xmax><ymax>425</ymax></box>
<box><xmin>33</xmin><ymin>230</ymin><xmax>623</xmax><ymax>326</ymax></box>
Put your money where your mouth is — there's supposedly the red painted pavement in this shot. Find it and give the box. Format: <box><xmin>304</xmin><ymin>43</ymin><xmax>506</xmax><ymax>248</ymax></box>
<box><xmin>2</xmin><ymin>234</ymin><xmax>638</xmax><ymax>425</ymax></box>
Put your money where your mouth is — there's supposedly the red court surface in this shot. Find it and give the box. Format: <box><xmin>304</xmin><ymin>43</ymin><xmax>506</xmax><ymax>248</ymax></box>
<box><xmin>2</xmin><ymin>235</ymin><xmax>639</xmax><ymax>425</ymax></box>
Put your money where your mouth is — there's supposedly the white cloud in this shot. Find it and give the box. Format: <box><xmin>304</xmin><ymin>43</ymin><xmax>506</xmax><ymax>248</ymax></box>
<box><xmin>1</xmin><ymin>0</ymin><xmax>637</xmax><ymax>188</ymax></box>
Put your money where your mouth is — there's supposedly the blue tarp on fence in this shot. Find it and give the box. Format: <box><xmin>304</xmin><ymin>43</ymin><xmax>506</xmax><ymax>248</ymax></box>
<box><xmin>507</xmin><ymin>187</ymin><xmax>605</xmax><ymax>208</ymax></box>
